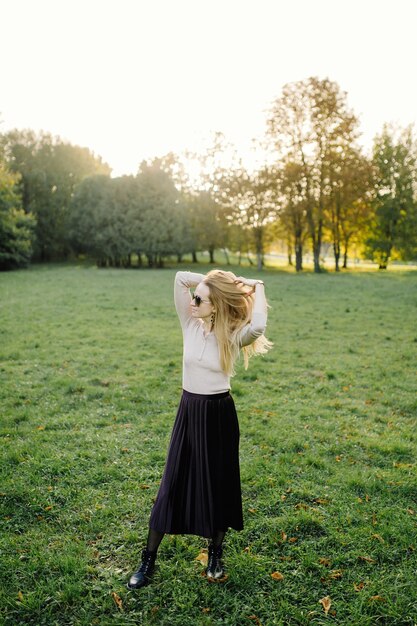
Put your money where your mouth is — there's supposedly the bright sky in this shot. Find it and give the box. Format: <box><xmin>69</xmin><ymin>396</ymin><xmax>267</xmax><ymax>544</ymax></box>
<box><xmin>1</xmin><ymin>0</ymin><xmax>416</xmax><ymax>176</ymax></box>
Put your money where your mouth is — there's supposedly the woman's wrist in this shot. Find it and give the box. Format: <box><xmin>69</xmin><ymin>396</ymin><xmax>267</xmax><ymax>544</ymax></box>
<box><xmin>235</xmin><ymin>276</ymin><xmax>264</xmax><ymax>287</ymax></box>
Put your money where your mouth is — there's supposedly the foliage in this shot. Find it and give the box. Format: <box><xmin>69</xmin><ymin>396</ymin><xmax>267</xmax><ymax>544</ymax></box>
<box><xmin>2</xmin><ymin>129</ymin><xmax>111</xmax><ymax>260</ymax></box>
<box><xmin>0</xmin><ymin>164</ymin><xmax>36</xmax><ymax>270</ymax></box>
<box><xmin>366</xmin><ymin>125</ymin><xmax>417</xmax><ymax>268</ymax></box>
<box><xmin>69</xmin><ymin>160</ymin><xmax>193</xmax><ymax>267</ymax></box>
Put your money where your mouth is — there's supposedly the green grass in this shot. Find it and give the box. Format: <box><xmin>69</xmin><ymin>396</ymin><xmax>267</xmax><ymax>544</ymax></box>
<box><xmin>0</xmin><ymin>263</ymin><xmax>416</xmax><ymax>625</ymax></box>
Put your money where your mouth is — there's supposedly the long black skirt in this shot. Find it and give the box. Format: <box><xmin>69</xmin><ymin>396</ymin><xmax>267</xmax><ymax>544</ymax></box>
<box><xmin>149</xmin><ymin>390</ymin><xmax>244</xmax><ymax>538</ymax></box>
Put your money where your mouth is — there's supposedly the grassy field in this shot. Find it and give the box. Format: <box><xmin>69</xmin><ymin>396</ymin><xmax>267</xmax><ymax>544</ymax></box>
<box><xmin>0</xmin><ymin>263</ymin><xmax>416</xmax><ymax>626</ymax></box>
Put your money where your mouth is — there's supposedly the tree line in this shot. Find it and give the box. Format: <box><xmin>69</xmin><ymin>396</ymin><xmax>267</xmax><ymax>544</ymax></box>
<box><xmin>1</xmin><ymin>77</ymin><xmax>416</xmax><ymax>272</ymax></box>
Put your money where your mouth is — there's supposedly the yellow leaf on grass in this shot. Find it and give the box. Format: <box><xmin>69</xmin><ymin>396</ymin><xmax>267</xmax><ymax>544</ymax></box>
<box><xmin>354</xmin><ymin>581</ymin><xmax>365</xmax><ymax>591</ymax></box>
<box><xmin>319</xmin><ymin>558</ymin><xmax>331</xmax><ymax>566</ymax></box>
<box><xmin>358</xmin><ymin>555</ymin><xmax>376</xmax><ymax>563</ymax></box>
<box><xmin>371</xmin><ymin>534</ymin><xmax>385</xmax><ymax>543</ymax></box>
<box><xmin>319</xmin><ymin>596</ymin><xmax>331</xmax><ymax>615</ymax></box>
<box><xmin>248</xmin><ymin>616</ymin><xmax>262</xmax><ymax>625</ymax></box>
<box><xmin>271</xmin><ymin>571</ymin><xmax>284</xmax><ymax>581</ymax></box>
<box><xmin>329</xmin><ymin>570</ymin><xmax>343</xmax><ymax>579</ymax></box>
<box><xmin>202</xmin><ymin>608</ymin><xmax>211</xmax><ymax>613</ymax></box>
<box><xmin>195</xmin><ymin>550</ymin><xmax>208</xmax><ymax>566</ymax></box>
<box><xmin>17</xmin><ymin>591</ymin><xmax>24</xmax><ymax>602</ymax></box>
<box><xmin>139</xmin><ymin>484</ymin><xmax>150</xmax><ymax>490</ymax></box>
<box><xmin>248</xmin><ymin>508</ymin><xmax>257</xmax><ymax>513</ymax></box>
<box><xmin>280</xmin><ymin>531</ymin><xmax>287</xmax><ymax>542</ymax></box>
<box><xmin>112</xmin><ymin>592</ymin><xmax>123</xmax><ymax>611</ymax></box>
<box><xmin>369</xmin><ymin>595</ymin><xmax>386</xmax><ymax>602</ymax></box>
<box><xmin>37</xmin><ymin>426</ymin><xmax>45</xmax><ymax>431</ymax></box>
<box><xmin>44</xmin><ymin>506</ymin><xmax>53</xmax><ymax>511</ymax></box>
<box><xmin>288</xmin><ymin>537</ymin><xmax>298</xmax><ymax>543</ymax></box>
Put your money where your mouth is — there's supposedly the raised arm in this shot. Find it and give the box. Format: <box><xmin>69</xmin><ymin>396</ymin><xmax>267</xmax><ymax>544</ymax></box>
<box><xmin>174</xmin><ymin>271</ymin><xmax>206</xmax><ymax>328</ymax></box>
<box><xmin>236</xmin><ymin>279</ymin><xmax>268</xmax><ymax>347</ymax></box>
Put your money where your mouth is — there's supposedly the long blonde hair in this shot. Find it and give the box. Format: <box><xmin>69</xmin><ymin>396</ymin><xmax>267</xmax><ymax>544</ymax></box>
<box><xmin>203</xmin><ymin>269</ymin><xmax>272</xmax><ymax>376</ymax></box>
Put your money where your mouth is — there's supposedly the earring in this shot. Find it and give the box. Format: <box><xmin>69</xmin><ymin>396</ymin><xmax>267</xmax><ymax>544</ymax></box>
<box><xmin>210</xmin><ymin>311</ymin><xmax>216</xmax><ymax>325</ymax></box>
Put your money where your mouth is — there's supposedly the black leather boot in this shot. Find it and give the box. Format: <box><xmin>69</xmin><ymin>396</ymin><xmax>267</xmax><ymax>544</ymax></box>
<box><xmin>206</xmin><ymin>544</ymin><xmax>226</xmax><ymax>581</ymax></box>
<box><xmin>127</xmin><ymin>548</ymin><xmax>157</xmax><ymax>590</ymax></box>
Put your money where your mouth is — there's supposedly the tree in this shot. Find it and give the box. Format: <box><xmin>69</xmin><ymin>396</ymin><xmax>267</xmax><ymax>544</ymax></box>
<box><xmin>267</xmin><ymin>77</ymin><xmax>361</xmax><ymax>272</ymax></box>
<box><xmin>0</xmin><ymin>164</ymin><xmax>36</xmax><ymax>270</ymax></box>
<box><xmin>3</xmin><ymin>130</ymin><xmax>111</xmax><ymax>260</ymax></box>
<box><xmin>366</xmin><ymin>125</ymin><xmax>417</xmax><ymax>268</ymax></box>
<box><xmin>275</xmin><ymin>161</ymin><xmax>309</xmax><ymax>271</ymax></box>
<box><xmin>325</xmin><ymin>147</ymin><xmax>373</xmax><ymax>270</ymax></box>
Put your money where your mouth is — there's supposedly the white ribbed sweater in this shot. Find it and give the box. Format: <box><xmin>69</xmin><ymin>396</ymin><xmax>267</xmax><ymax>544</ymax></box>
<box><xmin>175</xmin><ymin>271</ymin><xmax>267</xmax><ymax>394</ymax></box>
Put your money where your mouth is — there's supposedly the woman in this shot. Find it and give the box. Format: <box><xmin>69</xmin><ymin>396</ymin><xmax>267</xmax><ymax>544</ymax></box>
<box><xmin>127</xmin><ymin>269</ymin><xmax>271</xmax><ymax>589</ymax></box>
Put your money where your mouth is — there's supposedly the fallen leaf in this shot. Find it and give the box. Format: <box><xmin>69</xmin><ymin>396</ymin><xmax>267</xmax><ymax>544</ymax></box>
<box><xmin>44</xmin><ymin>506</ymin><xmax>53</xmax><ymax>511</ymax></box>
<box><xmin>314</xmin><ymin>498</ymin><xmax>329</xmax><ymax>505</ymax></box>
<box><xmin>319</xmin><ymin>596</ymin><xmax>331</xmax><ymax>615</ymax></box>
<box><xmin>288</xmin><ymin>537</ymin><xmax>298</xmax><ymax>543</ymax></box>
<box><xmin>17</xmin><ymin>591</ymin><xmax>24</xmax><ymax>602</ymax></box>
<box><xmin>195</xmin><ymin>550</ymin><xmax>208</xmax><ymax>566</ymax></box>
<box><xmin>295</xmin><ymin>503</ymin><xmax>309</xmax><ymax>510</ymax></box>
<box><xmin>358</xmin><ymin>555</ymin><xmax>376</xmax><ymax>564</ymax></box>
<box><xmin>248</xmin><ymin>508</ymin><xmax>257</xmax><ymax>513</ymax></box>
<box><xmin>202</xmin><ymin>608</ymin><xmax>211</xmax><ymax>613</ymax></box>
<box><xmin>371</xmin><ymin>534</ymin><xmax>385</xmax><ymax>543</ymax></box>
<box><xmin>280</xmin><ymin>494</ymin><xmax>287</xmax><ymax>501</ymax></box>
<box><xmin>354</xmin><ymin>582</ymin><xmax>365</xmax><ymax>591</ymax></box>
<box><xmin>139</xmin><ymin>484</ymin><xmax>150</xmax><ymax>490</ymax></box>
<box><xmin>407</xmin><ymin>508</ymin><xmax>415</xmax><ymax>515</ymax></box>
<box><xmin>319</xmin><ymin>558</ymin><xmax>331</xmax><ymax>566</ymax></box>
<box><xmin>280</xmin><ymin>531</ymin><xmax>287</xmax><ymax>542</ymax></box>
<box><xmin>271</xmin><ymin>571</ymin><xmax>284</xmax><ymax>581</ymax></box>
<box><xmin>112</xmin><ymin>592</ymin><xmax>123</xmax><ymax>611</ymax></box>
<box><xmin>248</xmin><ymin>616</ymin><xmax>262</xmax><ymax>625</ymax></box>
<box><xmin>369</xmin><ymin>595</ymin><xmax>386</xmax><ymax>602</ymax></box>
<box><xmin>329</xmin><ymin>570</ymin><xmax>343</xmax><ymax>579</ymax></box>
<box><xmin>37</xmin><ymin>426</ymin><xmax>45</xmax><ymax>431</ymax></box>
<box><xmin>121</xmin><ymin>448</ymin><xmax>130</xmax><ymax>453</ymax></box>
<box><xmin>335</xmin><ymin>456</ymin><xmax>342</xmax><ymax>462</ymax></box>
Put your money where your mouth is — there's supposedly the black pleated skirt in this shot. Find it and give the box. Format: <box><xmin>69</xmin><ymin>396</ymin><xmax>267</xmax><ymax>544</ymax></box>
<box><xmin>149</xmin><ymin>389</ymin><xmax>244</xmax><ymax>538</ymax></box>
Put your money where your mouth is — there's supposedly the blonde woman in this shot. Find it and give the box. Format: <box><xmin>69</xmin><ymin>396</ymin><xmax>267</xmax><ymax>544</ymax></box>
<box><xmin>127</xmin><ymin>270</ymin><xmax>272</xmax><ymax>589</ymax></box>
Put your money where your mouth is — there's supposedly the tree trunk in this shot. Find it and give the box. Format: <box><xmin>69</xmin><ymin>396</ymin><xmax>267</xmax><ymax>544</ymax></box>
<box><xmin>256</xmin><ymin>252</ymin><xmax>263</xmax><ymax>272</ymax></box>
<box><xmin>333</xmin><ymin>243</ymin><xmax>340</xmax><ymax>272</ymax></box>
<box><xmin>238</xmin><ymin>250</ymin><xmax>242</xmax><ymax>266</ymax></box>
<box><xmin>287</xmin><ymin>239</ymin><xmax>293</xmax><ymax>265</ymax></box>
<box><xmin>192</xmin><ymin>250</ymin><xmax>198</xmax><ymax>263</ymax></box>
<box><xmin>342</xmin><ymin>239</ymin><xmax>349</xmax><ymax>269</ymax></box>
<box><xmin>177</xmin><ymin>253</ymin><xmax>182</xmax><ymax>263</ymax></box>
<box><xmin>209</xmin><ymin>247</ymin><xmax>215</xmax><ymax>263</ymax></box>
<box><xmin>313</xmin><ymin>244</ymin><xmax>321</xmax><ymax>273</ymax></box>
<box><xmin>295</xmin><ymin>242</ymin><xmax>303</xmax><ymax>272</ymax></box>
<box><xmin>223</xmin><ymin>248</ymin><xmax>230</xmax><ymax>265</ymax></box>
